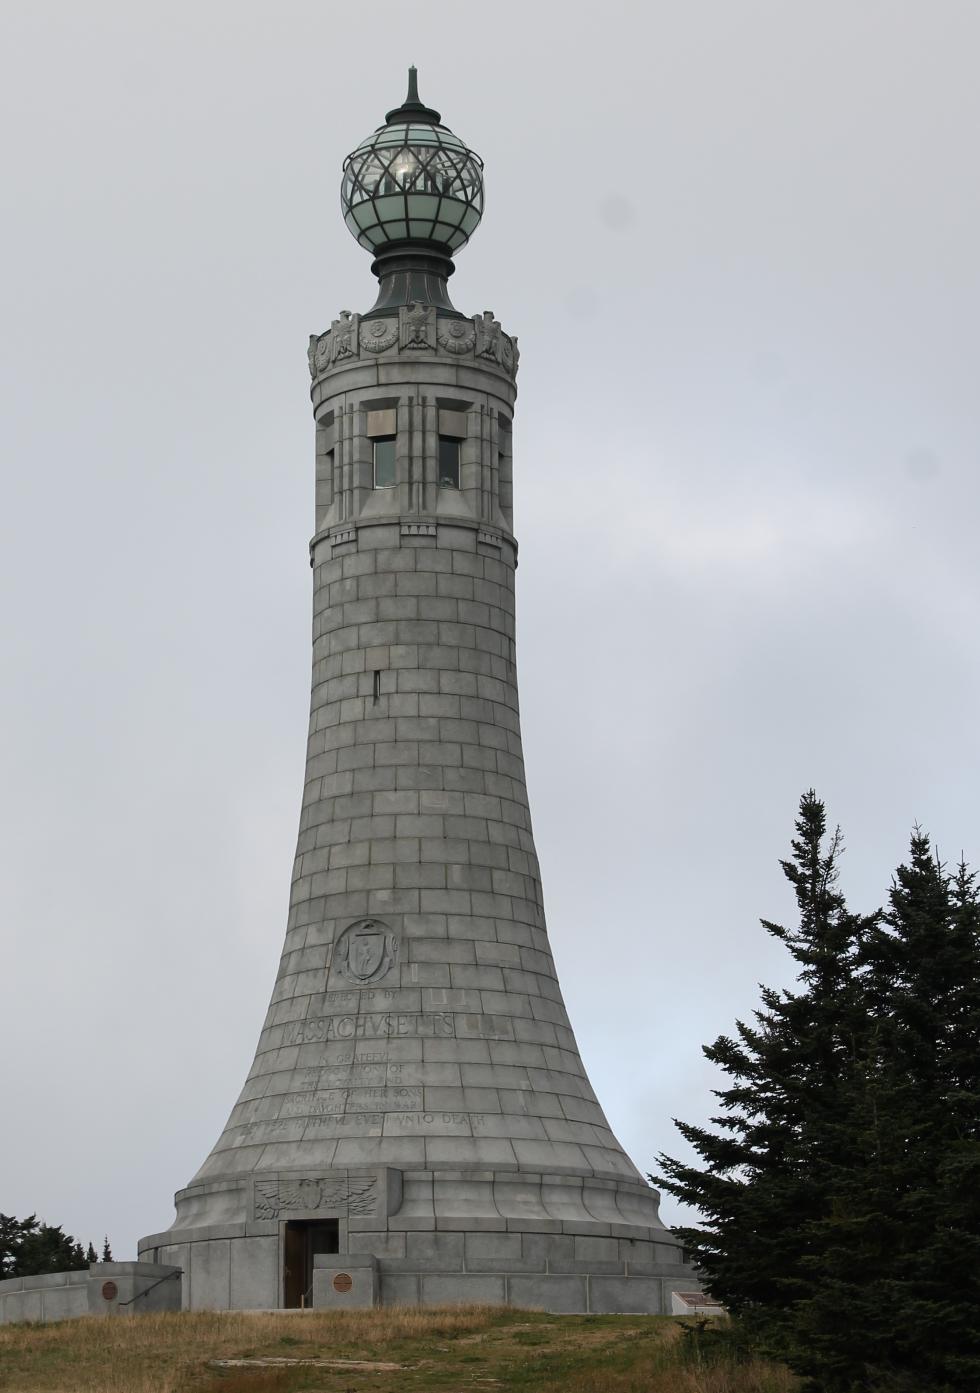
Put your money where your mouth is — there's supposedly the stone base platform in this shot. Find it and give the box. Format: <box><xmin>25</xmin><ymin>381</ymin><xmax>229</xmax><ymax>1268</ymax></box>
<box><xmin>139</xmin><ymin>1165</ymin><xmax>696</xmax><ymax>1313</ymax></box>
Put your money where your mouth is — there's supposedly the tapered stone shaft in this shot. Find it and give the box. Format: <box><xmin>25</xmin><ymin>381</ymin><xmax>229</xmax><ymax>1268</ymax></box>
<box><xmin>140</xmin><ymin>75</ymin><xmax>694</xmax><ymax>1313</ymax></box>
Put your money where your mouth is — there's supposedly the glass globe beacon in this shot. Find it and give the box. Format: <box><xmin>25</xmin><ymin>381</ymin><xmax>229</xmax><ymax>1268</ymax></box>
<box><xmin>341</xmin><ymin>69</ymin><xmax>484</xmax><ymax>256</ymax></box>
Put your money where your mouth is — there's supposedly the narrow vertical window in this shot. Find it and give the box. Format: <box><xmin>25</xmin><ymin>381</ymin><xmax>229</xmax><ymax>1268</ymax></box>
<box><xmin>372</xmin><ymin>670</ymin><xmax>381</xmax><ymax>704</ymax></box>
<box><xmin>317</xmin><ymin>448</ymin><xmax>335</xmax><ymax>531</ymax></box>
<box><xmin>373</xmin><ymin>436</ymin><xmax>396</xmax><ymax>488</ymax></box>
<box><xmin>438</xmin><ymin>437</ymin><xmax>460</xmax><ymax>489</ymax></box>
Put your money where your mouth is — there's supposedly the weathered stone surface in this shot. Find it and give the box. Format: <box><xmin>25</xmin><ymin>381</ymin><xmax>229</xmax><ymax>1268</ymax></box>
<box><xmin>312</xmin><ymin>1253</ymin><xmax>379</xmax><ymax>1309</ymax></box>
<box><xmin>138</xmin><ymin>307</ymin><xmax>692</xmax><ymax>1308</ymax></box>
<box><xmin>508</xmin><ymin>1275</ymin><xmax>589</xmax><ymax>1313</ymax></box>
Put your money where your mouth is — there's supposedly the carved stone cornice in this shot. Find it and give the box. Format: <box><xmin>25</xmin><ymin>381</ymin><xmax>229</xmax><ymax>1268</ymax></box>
<box><xmin>308</xmin><ymin>513</ymin><xmax>518</xmax><ymax>567</ymax></box>
<box><xmin>308</xmin><ymin>303</ymin><xmax>519</xmax><ymax>383</ymax></box>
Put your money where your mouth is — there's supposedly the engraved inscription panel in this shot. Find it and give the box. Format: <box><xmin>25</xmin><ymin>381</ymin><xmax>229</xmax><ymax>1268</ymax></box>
<box><xmin>347</xmin><ymin>1087</ymin><xmax>422</xmax><ymax>1112</ymax></box>
<box><xmin>279</xmin><ymin>1011</ymin><xmax>516</xmax><ymax>1045</ymax></box>
<box><xmin>304</xmin><ymin>1112</ymin><xmax>384</xmax><ymax>1138</ymax></box>
<box><xmin>277</xmin><ymin>1086</ymin><xmax>422</xmax><ymax>1119</ymax></box>
<box><xmin>382</xmin><ymin>1111</ymin><xmax>472</xmax><ymax>1135</ymax></box>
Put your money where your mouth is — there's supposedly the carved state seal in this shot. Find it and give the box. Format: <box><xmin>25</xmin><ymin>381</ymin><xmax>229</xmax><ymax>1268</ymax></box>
<box><xmin>334</xmin><ymin>918</ymin><xmax>399</xmax><ymax>984</ymax></box>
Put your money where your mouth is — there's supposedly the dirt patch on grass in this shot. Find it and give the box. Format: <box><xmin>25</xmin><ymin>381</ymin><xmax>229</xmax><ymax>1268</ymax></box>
<box><xmin>209</xmin><ymin>1356</ymin><xmax>405</xmax><ymax>1370</ymax></box>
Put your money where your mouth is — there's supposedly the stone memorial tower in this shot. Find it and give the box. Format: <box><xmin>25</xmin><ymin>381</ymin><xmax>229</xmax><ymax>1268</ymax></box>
<box><xmin>140</xmin><ymin>71</ymin><xmax>693</xmax><ymax>1313</ymax></box>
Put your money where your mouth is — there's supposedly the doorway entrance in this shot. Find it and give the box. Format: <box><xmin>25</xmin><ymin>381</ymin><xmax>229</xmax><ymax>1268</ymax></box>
<box><xmin>282</xmin><ymin>1219</ymin><xmax>340</xmax><ymax>1308</ymax></box>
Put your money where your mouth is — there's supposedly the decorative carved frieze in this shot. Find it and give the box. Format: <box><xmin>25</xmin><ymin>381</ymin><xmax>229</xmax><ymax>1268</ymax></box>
<box><xmin>330</xmin><ymin>310</ymin><xmax>359</xmax><ymax>363</ymax></box>
<box><xmin>360</xmin><ymin>320</ymin><xmax>398</xmax><ymax>354</ymax></box>
<box><xmin>475</xmin><ymin>310</ymin><xmax>501</xmax><ymax>362</ymax></box>
<box><xmin>401</xmin><ymin>522</ymin><xmax>437</xmax><ymax>537</ymax></box>
<box><xmin>253</xmin><ymin>1174</ymin><xmax>379</xmax><ymax>1220</ymax></box>
<box><xmin>310</xmin><ymin>303</ymin><xmax>518</xmax><ymax>382</ymax></box>
<box><xmin>399</xmin><ymin>301</ymin><xmax>436</xmax><ymax>351</ymax></box>
<box><xmin>309</xmin><ymin>312</ymin><xmax>360</xmax><ymax>375</ymax></box>
<box><xmin>438</xmin><ymin>321</ymin><xmax>476</xmax><ymax>354</ymax></box>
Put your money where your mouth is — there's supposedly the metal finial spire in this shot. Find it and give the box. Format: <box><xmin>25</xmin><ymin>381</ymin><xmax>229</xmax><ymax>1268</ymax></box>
<box><xmin>385</xmin><ymin>65</ymin><xmax>442</xmax><ymax>124</ymax></box>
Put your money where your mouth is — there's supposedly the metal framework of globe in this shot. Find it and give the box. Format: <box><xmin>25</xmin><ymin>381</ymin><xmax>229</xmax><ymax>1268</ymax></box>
<box><xmin>341</xmin><ymin>123</ymin><xmax>484</xmax><ymax>253</ymax></box>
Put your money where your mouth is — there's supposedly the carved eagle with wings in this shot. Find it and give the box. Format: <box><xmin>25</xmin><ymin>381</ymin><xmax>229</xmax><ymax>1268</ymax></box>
<box><xmin>254</xmin><ymin>1176</ymin><xmax>379</xmax><ymax>1220</ymax></box>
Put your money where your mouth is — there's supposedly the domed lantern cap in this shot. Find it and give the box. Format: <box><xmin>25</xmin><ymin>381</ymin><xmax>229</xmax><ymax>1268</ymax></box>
<box><xmin>341</xmin><ymin>67</ymin><xmax>485</xmax><ymax>258</ymax></box>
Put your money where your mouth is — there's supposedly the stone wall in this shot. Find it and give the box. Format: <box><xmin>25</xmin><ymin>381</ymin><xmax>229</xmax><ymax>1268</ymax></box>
<box><xmin>0</xmin><ymin>1262</ymin><xmax>182</xmax><ymax>1324</ymax></box>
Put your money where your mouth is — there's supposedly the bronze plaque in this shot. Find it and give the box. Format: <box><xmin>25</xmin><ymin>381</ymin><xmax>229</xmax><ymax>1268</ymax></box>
<box><xmin>101</xmin><ymin>1280</ymin><xmax>118</xmax><ymax>1301</ymax></box>
<box><xmin>332</xmin><ymin>1272</ymin><xmax>353</xmax><ymax>1293</ymax></box>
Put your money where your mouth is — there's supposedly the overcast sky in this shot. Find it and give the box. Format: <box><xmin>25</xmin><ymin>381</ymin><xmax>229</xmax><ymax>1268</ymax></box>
<box><xmin>3</xmin><ymin>0</ymin><xmax>980</xmax><ymax>1261</ymax></box>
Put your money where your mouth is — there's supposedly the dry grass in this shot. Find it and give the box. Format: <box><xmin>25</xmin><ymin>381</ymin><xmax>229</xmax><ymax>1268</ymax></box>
<box><xmin>0</xmin><ymin>1306</ymin><xmax>798</xmax><ymax>1393</ymax></box>
<box><xmin>544</xmin><ymin>1358</ymin><xmax>798</xmax><ymax>1393</ymax></box>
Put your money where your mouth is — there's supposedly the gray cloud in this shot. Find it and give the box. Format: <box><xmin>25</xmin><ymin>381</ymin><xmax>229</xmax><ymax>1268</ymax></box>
<box><xmin>2</xmin><ymin>0</ymin><xmax>979</xmax><ymax>1256</ymax></box>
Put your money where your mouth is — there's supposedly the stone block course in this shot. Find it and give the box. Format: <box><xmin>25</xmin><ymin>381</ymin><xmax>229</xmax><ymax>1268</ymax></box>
<box><xmin>422</xmin><ymin>1274</ymin><xmax>506</xmax><ymax>1305</ymax></box>
<box><xmin>509</xmin><ymin>1275</ymin><xmax>588</xmax><ymax>1312</ymax></box>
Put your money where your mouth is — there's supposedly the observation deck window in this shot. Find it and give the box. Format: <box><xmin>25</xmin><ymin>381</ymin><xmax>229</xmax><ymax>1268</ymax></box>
<box><xmin>438</xmin><ymin>437</ymin><xmax>460</xmax><ymax>489</ymax></box>
<box><xmin>374</xmin><ymin>437</ymin><xmax>396</xmax><ymax>488</ymax></box>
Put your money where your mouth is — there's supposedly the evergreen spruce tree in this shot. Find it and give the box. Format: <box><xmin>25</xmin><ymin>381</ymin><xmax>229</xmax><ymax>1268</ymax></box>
<box><xmin>85</xmin><ymin>1241</ymin><xmax>98</xmax><ymax>1264</ymax></box>
<box><xmin>655</xmin><ymin>791</ymin><xmax>877</xmax><ymax>1365</ymax></box>
<box><xmin>657</xmin><ymin>797</ymin><xmax>980</xmax><ymax>1393</ymax></box>
<box><xmin>796</xmin><ymin>836</ymin><xmax>980</xmax><ymax>1391</ymax></box>
<box><xmin>0</xmin><ymin>1214</ymin><xmax>88</xmax><ymax>1275</ymax></box>
<box><xmin>101</xmin><ymin>1236</ymin><xmax>113</xmax><ymax>1262</ymax></box>
<box><xmin>0</xmin><ymin>1214</ymin><xmax>29</xmax><ymax>1277</ymax></box>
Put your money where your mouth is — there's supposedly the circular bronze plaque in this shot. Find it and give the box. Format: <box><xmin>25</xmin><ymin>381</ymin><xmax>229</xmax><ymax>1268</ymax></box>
<box><xmin>101</xmin><ymin>1280</ymin><xmax>118</xmax><ymax>1301</ymax></box>
<box><xmin>332</xmin><ymin>1272</ymin><xmax>353</xmax><ymax>1293</ymax></box>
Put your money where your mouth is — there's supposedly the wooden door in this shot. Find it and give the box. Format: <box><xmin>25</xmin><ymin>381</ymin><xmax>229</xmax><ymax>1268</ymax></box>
<box><xmin>283</xmin><ymin>1220</ymin><xmax>340</xmax><ymax>1308</ymax></box>
<box><xmin>283</xmin><ymin>1223</ymin><xmax>306</xmax><ymax>1308</ymax></box>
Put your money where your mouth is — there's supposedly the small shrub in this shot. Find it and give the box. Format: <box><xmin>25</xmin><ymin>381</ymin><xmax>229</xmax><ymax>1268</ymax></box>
<box><xmin>677</xmin><ymin>1316</ymin><xmax>754</xmax><ymax>1369</ymax></box>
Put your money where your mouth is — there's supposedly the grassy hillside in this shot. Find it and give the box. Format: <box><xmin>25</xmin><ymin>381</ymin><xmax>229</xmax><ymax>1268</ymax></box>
<box><xmin>0</xmin><ymin>1306</ymin><xmax>797</xmax><ymax>1393</ymax></box>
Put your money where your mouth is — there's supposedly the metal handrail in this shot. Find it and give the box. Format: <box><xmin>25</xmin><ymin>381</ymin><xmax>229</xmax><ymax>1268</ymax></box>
<box><xmin>118</xmin><ymin>1268</ymin><xmax>183</xmax><ymax>1307</ymax></box>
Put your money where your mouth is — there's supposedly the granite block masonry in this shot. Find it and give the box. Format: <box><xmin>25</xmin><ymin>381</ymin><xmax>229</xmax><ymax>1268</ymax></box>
<box><xmin>139</xmin><ymin>69</ymin><xmax>696</xmax><ymax>1313</ymax></box>
<box><xmin>0</xmin><ymin>1264</ymin><xmax>181</xmax><ymax>1325</ymax></box>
